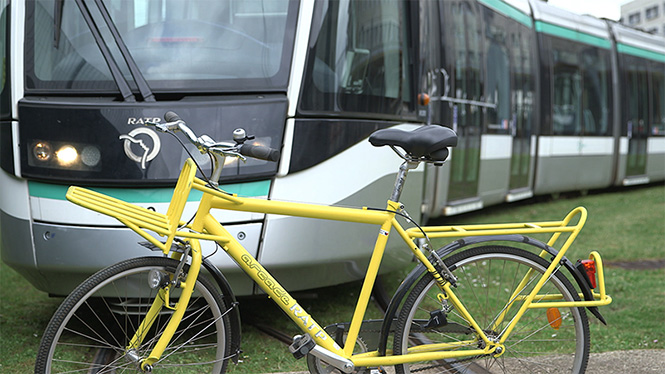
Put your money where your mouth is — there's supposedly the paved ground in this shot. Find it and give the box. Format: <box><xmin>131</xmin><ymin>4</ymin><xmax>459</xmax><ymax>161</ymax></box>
<box><xmin>584</xmin><ymin>350</ymin><xmax>664</xmax><ymax>373</ymax></box>
<box><xmin>265</xmin><ymin>349</ymin><xmax>665</xmax><ymax>373</ymax></box>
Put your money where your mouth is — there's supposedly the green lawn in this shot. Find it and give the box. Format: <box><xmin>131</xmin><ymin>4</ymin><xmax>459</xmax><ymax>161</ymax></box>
<box><xmin>1</xmin><ymin>183</ymin><xmax>663</xmax><ymax>373</ymax></box>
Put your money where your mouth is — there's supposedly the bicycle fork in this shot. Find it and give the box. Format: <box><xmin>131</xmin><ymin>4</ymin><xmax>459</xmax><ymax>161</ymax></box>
<box><xmin>124</xmin><ymin>241</ymin><xmax>203</xmax><ymax>372</ymax></box>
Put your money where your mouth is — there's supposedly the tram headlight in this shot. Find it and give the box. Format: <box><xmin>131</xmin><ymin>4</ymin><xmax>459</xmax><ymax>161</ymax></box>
<box><xmin>28</xmin><ymin>140</ymin><xmax>101</xmax><ymax>171</ymax></box>
<box><xmin>80</xmin><ymin>146</ymin><xmax>101</xmax><ymax>167</ymax></box>
<box><xmin>55</xmin><ymin>145</ymin><xmax>78</xmax><ymax>166</ymax></box>
<box><xmin>33</xmin><ymin>142</ymin><xmax>53</xmax><ymax>161</ymax></box>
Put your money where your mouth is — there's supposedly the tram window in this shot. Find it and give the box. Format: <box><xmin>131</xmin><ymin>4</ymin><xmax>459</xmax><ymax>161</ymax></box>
<box><xmin>650</xmin><ymin>61</ymin><xmax>665</xmax><ymax>136</ymax></box>
<box><xmin>622</xmin><ymin>55</ymin><xmax>650</xmax><ymax>135</ymax></box>
<box><xmin>437</xmin><ymin>0</ymin><xmax>484</xmax><ymax>133</ymax></box>
<box><xmin>300</xmin><ymin>0</ymin><xmax>413</xmax><ymax>117</ymax></box>
<box><xmin>443</xmin><ymin>0</ymin><xmax>483</xmax><ymax>200</ymax></box>
<box><xmin>480</xmin><ymin>7</ymin><xmax>535</xmax><ymax>135</ymax></box>
<box><xmin>514</xmin><ymin>27</ymin><xmax>536</xmax><ymax>137</ymax></box>
<box><xmin>419</xmin><ymin>0</ymin><xmax>441</xmax><ymax>121</ymax></box>
<box><xmin>580</xmin><ymin>48</ymin><xmax>612</xmax><ymax>136</ymax></box>
<box><xmin>450</xmin><ymin>1</ymin><xmax>483</xmax><ymax>122</ymax></box>
<box><xmin>483</xmin><ymin>9</ymin><xmax>511</xmax><ymax>133</ymax></box>
<box><xmin>28</xmin><ymin>0</ymin><xmax>113</xmax><ymax>89</ymax></box>
<box><xmin>1</xmin><ymin>0</ymin><xmax>10</xmax><ymax>120</ymax></box>
<box><xmin>25</xmin><ymin>0</ymin><xmax>297</xmax><ymax>92</ymax></box>
<box><xmin>550</xmin><ymin>37</ymin><xmax>611</xmax><ymax>136</ymax></box>
<box><xmin>552</xmin><ymin>49</ymin><xmax>582</xmax><ymax>135</ymax></box>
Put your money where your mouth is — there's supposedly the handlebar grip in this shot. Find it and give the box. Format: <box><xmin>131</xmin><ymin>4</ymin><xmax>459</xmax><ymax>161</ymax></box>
<box><xmin>239</xmin><ymin>143</ymin><xmax>280</xmax><ymax>162</ymax></box>
<box><xmin>164</xmin><ymin>111</ymin><xmax>183</xmax><ymax>123</ymax></box>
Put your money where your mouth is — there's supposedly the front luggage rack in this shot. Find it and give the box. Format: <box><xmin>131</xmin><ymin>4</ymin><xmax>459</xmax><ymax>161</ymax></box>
<box><xmin>66</xmin><ymin>159</ymin><xmax>200</xmax><ymax>253</ymax></box>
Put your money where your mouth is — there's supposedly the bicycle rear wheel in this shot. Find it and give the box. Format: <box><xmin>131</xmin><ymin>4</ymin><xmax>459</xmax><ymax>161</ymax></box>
<box><xmin>35</xmin><ymin>256</ymin><xmax>232</xmax><ymax>373</ymax></box>
<box><xmin>394</xmin><ymin>245</ymin><xmax>590</xmax><ymax>374</ymax></box>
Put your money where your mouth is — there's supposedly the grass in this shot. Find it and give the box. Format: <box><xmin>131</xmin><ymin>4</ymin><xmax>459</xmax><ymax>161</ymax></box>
<box><xmin>1</xmin><ymin>183</ymin><xmax>663</xmax><ymax>373</ymax></box>
<box><xmin>427</xmin><ymin>184</ymin><xmax>665</xmax><ymax>355</ymax></box>
<box><xmin>0</xmin><ymin>265</ymin><xmax>62</xmax><ymax>372</ymax></box>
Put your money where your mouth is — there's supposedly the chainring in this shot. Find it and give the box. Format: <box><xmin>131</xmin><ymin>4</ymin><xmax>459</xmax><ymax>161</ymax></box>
<box><xmin>306</xmin><ymin>335</ymin><xmax>369</xmax><ymax>374</ymax></box>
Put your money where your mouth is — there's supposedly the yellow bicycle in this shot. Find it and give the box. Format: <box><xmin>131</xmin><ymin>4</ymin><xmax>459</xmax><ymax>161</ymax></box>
<box><xmin>35</xmin><ymin>112</ymin><xmax>611</xmax><ymax>373</ymax></box>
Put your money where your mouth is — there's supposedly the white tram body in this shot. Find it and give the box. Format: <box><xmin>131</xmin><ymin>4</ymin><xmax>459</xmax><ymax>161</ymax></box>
<box><xmin>1</xmin><ymin>0</ymin><xmax>663</xmax><ymax>296</ymax></box>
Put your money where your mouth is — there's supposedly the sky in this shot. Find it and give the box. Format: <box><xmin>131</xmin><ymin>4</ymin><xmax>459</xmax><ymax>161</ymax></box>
<box><xmin>545</xmin><ymin>0</ymin><xmax>629</xmax><ymax>21</ymax></box>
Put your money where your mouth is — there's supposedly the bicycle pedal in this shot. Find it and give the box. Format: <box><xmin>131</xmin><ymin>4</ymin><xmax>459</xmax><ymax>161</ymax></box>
<box><xmin>288</xmin><ymin>334</ymin><xmax>315</xmax><ymax>359</ymax></box>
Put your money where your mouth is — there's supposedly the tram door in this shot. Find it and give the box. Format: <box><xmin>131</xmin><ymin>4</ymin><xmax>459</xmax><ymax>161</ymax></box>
<box><xmin>508</xmin><ymin>23</ymin><xmax>536</xmax><ymax>193</ymax></box>
<box><xmin>623</xmin><ymin>56</ymin><xmax>649</xmax><ymax>181</ymax></box>
<box><xmin>509</xmin><ymin>112</ymin><xmax>532</xmax><ymax>190</ymax></box>
<box><xmin>441</xmin><ymin>0</ymin><xmax>483</xmax><ymax>202</ymax></box>
<box><xmin>484</xmin><ymin>9</ymin><xmax>536</xmax><ymax>194</ymax></box>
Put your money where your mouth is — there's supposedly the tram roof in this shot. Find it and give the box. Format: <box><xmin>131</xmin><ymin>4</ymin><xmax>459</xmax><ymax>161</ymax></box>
<box><xmin>479</xmin><ymin>0</ymin><xmax>532</xmax><ymax>27</ymax></box>
<box><xmin>610</xmin><ymin>22</ymin><xmax>665</xmax><ymax>62</ymax></box>
<box><xmin>530</xmin><ymin>0</ymin><xmax>611</xmax><ymax>48</ymax></box>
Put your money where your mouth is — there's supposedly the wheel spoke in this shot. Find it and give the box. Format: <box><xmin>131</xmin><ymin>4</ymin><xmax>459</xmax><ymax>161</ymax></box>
<box><xmin>394</xmin><ymin>246</ymin><xmax>589</xmax><ymax>374</ymax></box>
<box><xmin>36</xmin><ymin>257</ymin><xmax>230</xmax><ymax>373</ymax></box>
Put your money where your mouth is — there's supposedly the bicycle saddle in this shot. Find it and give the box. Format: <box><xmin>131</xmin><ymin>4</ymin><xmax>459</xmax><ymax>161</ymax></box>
<box><xmin>369</xmin><ymin>125</ymin><xmax>458</xmax><ymax>162</ymax></box>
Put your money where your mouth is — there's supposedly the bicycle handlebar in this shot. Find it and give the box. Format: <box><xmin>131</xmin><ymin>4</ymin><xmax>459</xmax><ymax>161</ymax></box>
<box><xmin>164</xmin><ymin>111</ymin><xmax>182</xmax><ymax>123</ymax></box>
<box><xmin>239</xmin><ymin>143</ymin><xmax>281</xmax><ymax>162</ymax></box>
<box><xmin>146</xmin><ymin>111</ymin><xmax>280</xmax><ymax>163</ymax></box>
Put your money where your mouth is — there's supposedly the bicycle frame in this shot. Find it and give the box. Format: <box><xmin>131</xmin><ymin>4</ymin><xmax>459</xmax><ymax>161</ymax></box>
<box><xmin>66</xmin><ymin>159</ymin><xmax>612</xmax><ymax>371</ymax></box>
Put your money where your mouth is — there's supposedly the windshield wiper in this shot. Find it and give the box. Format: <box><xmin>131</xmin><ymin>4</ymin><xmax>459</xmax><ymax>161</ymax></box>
<box><xmin>74</xmin><ymin>0</ymin><xmax>155</xmax><ymax>102</ymax></box>
<box><xmin>53</xmin><ymin>0</ymin><xmax>64</xmax><ymax>48</ymax></box>
<box><xmin>93</xmin><ymin>0</ymin><xmax>155</xmax><ymax>102</ymax></box>
<box><xmin>74</xmin><ymin>0</ymin><xmax>136</xmax><ymax>102</ymax></box>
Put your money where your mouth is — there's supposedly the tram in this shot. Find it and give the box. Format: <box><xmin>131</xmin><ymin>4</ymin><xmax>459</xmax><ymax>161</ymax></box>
<box><xmin>1</xmin><ymin>0</ymin><xmax>663</xmax><ymax>297</ymax></box>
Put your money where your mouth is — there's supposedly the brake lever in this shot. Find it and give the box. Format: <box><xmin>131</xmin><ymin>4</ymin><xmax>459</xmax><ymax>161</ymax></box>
<box><xmin>209</xmin><ymin>146</ymin><xmax>247</xmax><ymax>162</ymax></box>
<box><xmin>197</xmin><ymin>134</ymin><xmax>216</xmax><ymax>149</ymax></box>
<box><xmin>146</xmin><ymin>120</ymin><xmax>181</xmax><ymax>133</ymax></box>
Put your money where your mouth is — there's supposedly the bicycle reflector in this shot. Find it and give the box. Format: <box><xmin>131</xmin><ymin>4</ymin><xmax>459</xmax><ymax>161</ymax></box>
<box><xmin>546</xmin><ymin>308</ymin><xmax>562</xmax><ymax>330</ymax></box>
<box><xmin>576</xmin><ymin>259</ymin><xmax>597</xmax><ymax>289</ymax></box>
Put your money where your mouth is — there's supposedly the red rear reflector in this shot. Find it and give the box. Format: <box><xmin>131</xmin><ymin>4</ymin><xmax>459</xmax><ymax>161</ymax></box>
<box><xmin>581</xmin><ymin>259</ymin><xmax>597</xmax><ymax>289</ymax></box>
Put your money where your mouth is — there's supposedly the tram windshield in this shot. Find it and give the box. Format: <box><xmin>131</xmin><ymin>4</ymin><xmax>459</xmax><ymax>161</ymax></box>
<box><xmin>25</xmin><ymin>0</ymin><xmax>298</xmax><ymax>93</ymax></box>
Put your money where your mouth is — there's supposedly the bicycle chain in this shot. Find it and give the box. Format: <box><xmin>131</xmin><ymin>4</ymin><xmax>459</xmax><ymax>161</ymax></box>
<box><xmin>408</xmin><ymin>355</ymin><xmax>487</xmax><ymax>373</ymax></box>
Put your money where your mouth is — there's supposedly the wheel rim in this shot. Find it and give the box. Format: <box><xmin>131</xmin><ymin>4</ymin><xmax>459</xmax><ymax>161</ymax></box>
<box><xmin>397</xmin><ymin>249</ymin><xmax>588</xmax><ymax>374</ymax></box>
<box><xmin>44</xmin><ymin>262</ymin><xmax>227</xmax><ymax>373</ymax></box>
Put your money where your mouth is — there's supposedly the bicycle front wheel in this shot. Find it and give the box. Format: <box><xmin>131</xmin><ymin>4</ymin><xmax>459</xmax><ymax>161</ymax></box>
<box><xmin>35</xmin><ymin>257</ymin><xmax>232</xmax><ymax>373</ymax></box>
<box><xmin>394</xmin><ymin>245</ymin><xmax>590</xmax><ymax>374</ymax></box>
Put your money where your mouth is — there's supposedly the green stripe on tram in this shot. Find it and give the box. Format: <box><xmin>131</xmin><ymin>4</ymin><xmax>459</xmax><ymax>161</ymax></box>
<box><xmin>478</xmin><ymin>0</ymin><xmax>533</xmax><ymax>27</ymax></box>
<box><xmin>617</xmin><ymin>43</ymin><xmax>665</xmax><ymax>63</ymax></box>
<box><xmin>29</xmin><ymin>180</ymin><xmax>271</xmax><ymax>202</ymax></box>
<box><xmin>535</xmin><ymin>21</ymin><xmax>612</xmax><ymax>49</ymax></box>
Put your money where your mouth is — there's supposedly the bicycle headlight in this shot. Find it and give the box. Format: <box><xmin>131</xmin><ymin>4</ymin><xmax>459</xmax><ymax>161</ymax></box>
<box><xmin>148</xmin><ymin>269</ymin><xmax>168</xmax><ymax>289</ymax></box>
<box><xmin>28</xmin><ymin>140</ymin><xmax>102</xmax><ymax>171</ymax></box>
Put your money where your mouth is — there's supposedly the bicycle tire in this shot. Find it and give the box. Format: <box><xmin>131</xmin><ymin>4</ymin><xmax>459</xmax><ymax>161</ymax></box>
<box><xmin>393</xmin><ymin>245</ymin><xmax>590</xmax><ymax>374</ymax></box>
<box><xmin>35</xmin><ymin>256</ymin><xmax>232</xmax><ymax>373</ymax></box>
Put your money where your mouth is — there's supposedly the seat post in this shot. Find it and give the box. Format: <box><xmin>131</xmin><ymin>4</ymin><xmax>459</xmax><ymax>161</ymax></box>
<box><xmin>390</xmin><ymin>160</ymin><xmax>419</xmax><ymax>203</ymax></box>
